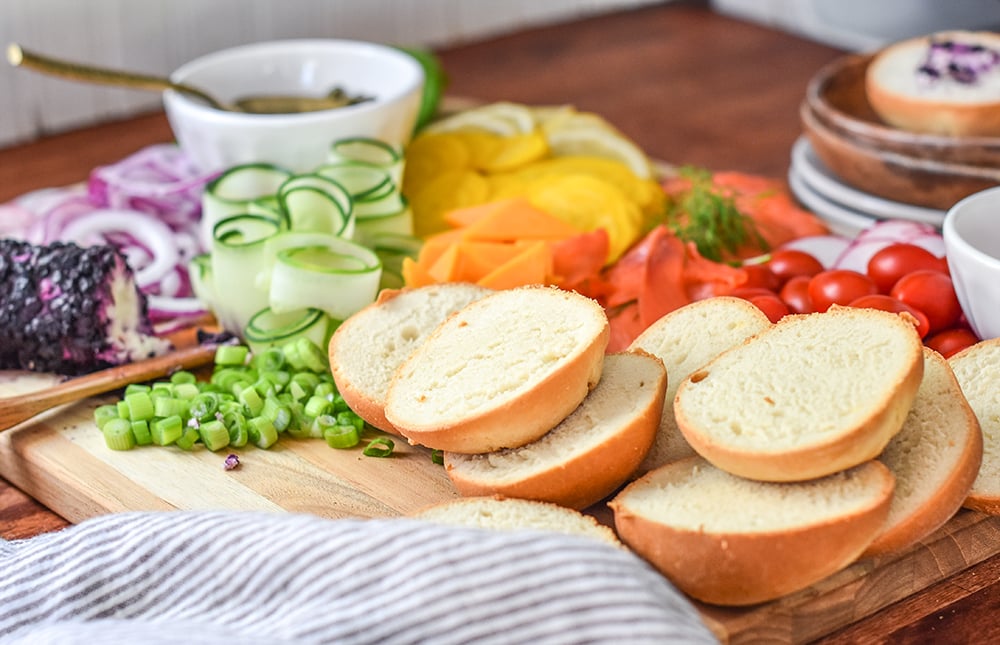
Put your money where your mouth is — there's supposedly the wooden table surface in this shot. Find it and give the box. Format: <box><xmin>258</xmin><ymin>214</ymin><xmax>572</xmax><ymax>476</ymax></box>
<box><xmin>2</xmin><ymin>2</ymin><xmax>999</xmax><ymax>642</ymax></box>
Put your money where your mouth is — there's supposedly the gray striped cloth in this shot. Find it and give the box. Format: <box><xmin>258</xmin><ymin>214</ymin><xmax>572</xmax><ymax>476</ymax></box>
<box><xmin>0</xmin><ymin>511</ymin><xmax>717</xmax><ymax>644</ymax></box>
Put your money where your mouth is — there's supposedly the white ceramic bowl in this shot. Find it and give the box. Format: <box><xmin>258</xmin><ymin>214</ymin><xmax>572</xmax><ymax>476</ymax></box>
<box><xmin>163</xmin><ymin>39</ymin><xmax>424</xmax><ymax>173</ymax></box>
<box><xmin>943</xmin><ymin>185</ymin><xmax>1000</xmax><ymax>340</ymax></box>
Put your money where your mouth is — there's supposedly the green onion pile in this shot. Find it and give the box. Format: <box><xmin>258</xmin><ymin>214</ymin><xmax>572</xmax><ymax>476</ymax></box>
<box><xmin>93</xmin><ymin>338</ymin><xmax>393</xmax><ymax>458</ymax></box>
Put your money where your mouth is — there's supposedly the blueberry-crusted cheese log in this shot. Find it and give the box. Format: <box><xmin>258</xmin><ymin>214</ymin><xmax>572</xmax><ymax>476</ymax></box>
<box><xmin>0</xmin><ymin>239</ymin><xmax>171</xmax><ymax>375</ymax></box>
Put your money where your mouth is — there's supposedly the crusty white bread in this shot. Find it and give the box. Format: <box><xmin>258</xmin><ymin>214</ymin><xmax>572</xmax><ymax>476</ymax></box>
<box><xmin>444</xmin><ymin>351</ymin><xmax>666</xmax><ymax>509</ymax></box>
<box><xmin>628</xmin><ymin>297</ymin><xmax>772</xmax><ymax>475</ymax></box>
<box><xmin>328</xmin><ymin>283</ymin><xmax>494</xmax><ymax>434</ymax></box>
<box><xmin>384</xmin><ymin>285</ymin><xmax>610</xmax><ymax>453</ymax></box>
<box><xmin>673</xmin><ymin>306</ymin><xmax>924</xmax><ymax>482</ymax></box>
<box><xmin>411</xmin><ymin>495</ymin><xmax>623</xmax><ymax>548</ymax></box>
<box><xmin>865</xmin><ymin>348</ymin><xmax>983</xmax><ymax>557</ymax></box>
<box><xmin>866</xmin><ymin>31</ymin><xmax>1000</xmax><ymax>137</ymax></box>
<box><xmin>949</xmin><ymin>338</ymin><xmax>1000</xmax><ymax>514</ymax></box>
<box><xmin>609</xmin><ymin>456</ymin><xmax>895</xmax><ymax>606</ymax></box>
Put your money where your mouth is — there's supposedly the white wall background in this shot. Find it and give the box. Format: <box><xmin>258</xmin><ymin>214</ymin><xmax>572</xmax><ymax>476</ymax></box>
<box><xmin>0</xmin><ymin>0</ymin><xmax>663</xmax><ymax>148</ymax></box>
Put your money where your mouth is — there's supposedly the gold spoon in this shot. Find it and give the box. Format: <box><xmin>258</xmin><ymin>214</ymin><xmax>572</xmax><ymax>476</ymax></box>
<box><xmin>0</xmin><ymin>343</ymin><xmax>222</xmax><ymax>433</ymax></box>
<box><xmin>6</xmin><ymin>43</ymin><xmax>371</xmax><ymax>114</ymax></box>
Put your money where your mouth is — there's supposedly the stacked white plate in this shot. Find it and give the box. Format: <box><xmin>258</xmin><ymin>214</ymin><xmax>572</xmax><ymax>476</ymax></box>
<box><xmin>788</xmin><ymin>136</ymin><xmax>946</xmax><ymax>238</ymax></box>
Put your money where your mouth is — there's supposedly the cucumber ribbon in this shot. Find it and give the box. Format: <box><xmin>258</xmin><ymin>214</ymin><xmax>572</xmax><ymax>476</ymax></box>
<box><xmin>192</xmin><ymin>137</ymin><xmax>421</xmax><ymax>349</ymax></box>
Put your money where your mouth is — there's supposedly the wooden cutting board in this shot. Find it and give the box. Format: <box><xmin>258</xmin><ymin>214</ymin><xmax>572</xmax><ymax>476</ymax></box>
<box><xmin>2</xmin><ymin>369</ymin><xmax>999</xmax><ymax>644</ymax></box>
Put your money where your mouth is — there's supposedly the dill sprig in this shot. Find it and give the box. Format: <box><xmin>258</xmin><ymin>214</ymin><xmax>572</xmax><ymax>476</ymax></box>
<box><xmin>666</xmin><ymin>165</ymin><xmax>769</xmax><ymax>263</ymax></box>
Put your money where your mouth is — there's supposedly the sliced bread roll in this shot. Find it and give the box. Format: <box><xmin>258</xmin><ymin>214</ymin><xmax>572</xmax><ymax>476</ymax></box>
<box><xmin>384</xmin><ymin>285</ymin><xmax>610</xmax><ymax>453</ymax></box>
<box><xmin>329</xmin><ymin>283</ymin><xmax>493</xmax><ymax>433</ymax></box>
<box><xmin>949</xmin><ymin>338</ymin><xmax>1000</xmax><ymax>514</ymax></box>
<box><xmin>628</xmin><ymin>296</ymin><xmax>771</xmax><ymax>475</ymax></box>
<box><xmin>674</xmin><ymin>306</ymin><xmax>924</xmax><ymax>482</ymax></box>
<box><xmin>411</xmin><ymin>495</ymin><xmax>623</xmax><ymax>548</ymax></box>
<box><xmin>865</xmin><ymin>348</ymin><xmax>983</xmax><ymax>557</ymax></box>
<box><xmin>609</xmin><ymin>456</ymin><xmax>895</xmax><ymax>606</ymax></box>
<box><xmin>444</xmin><ymin>351</ymin><xmax>666</xmax><ymax>509</ymax></box>
<box><xmin>866</xmin><ymin>31</ymin><xmax>1000</xmax><ymax>137</ymax></box>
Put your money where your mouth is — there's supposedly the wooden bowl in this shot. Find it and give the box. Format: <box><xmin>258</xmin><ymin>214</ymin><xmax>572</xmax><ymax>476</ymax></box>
<box><xmin>801</xmin><ymin>100</ymin><xmax>1000</xmax><ymax>211</ymax></box>
<box><xmin>805</xmin><ymin>54</ymin><xmax>1000</xmax><ymax>168</ymax></box>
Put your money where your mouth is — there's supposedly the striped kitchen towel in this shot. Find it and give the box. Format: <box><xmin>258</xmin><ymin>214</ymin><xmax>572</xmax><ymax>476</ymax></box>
<box><xmin>0</xmin><ymin>510</ymin><xmax>716</xmax><ymax>644</ymax></box>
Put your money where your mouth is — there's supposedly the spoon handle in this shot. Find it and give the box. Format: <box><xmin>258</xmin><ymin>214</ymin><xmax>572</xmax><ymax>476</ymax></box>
<box><xmin>6</xmin><ymin>43</ymin><xmax>224</xmax><ymax>110</ymax></box>
<box><xmin>0</xmin><ymin>344</ymin><xmax>222</xmax><ymax>433</ymax></box>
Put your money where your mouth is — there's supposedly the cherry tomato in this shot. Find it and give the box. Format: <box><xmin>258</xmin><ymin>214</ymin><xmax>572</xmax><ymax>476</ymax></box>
<box><xmin>808</xmin><ymin>269</ymin><xmax>878</xmax><ymax>312</ymax></box>
<box><xmin>742</xmin><ymin>264</ymin><xmax>782</xmax><ymax>292</ymax></box>
<box><xmin>747</xmin><ymin>293</ymin><xmax>790</xmax><ymax>323</ymax></box>
<box><xmin>925</xmin><ymin>327</ymin><xmax>979</xmax><ymax>358</ymax></box>
<box><xmin>766</xmin><ymin>249</ymin><xmax>824</xmax><ymax>284</ymax></box>
<box><xmin>729</xmin><ymin>286</ymin><xmax>779</xmax><ymax>300</ymax></box>
<box><xmin>779</xmin><ymin>275</ymin><xmax>813</xmax><ymax>314</ymax></box>
<box><xmin>866</xmin><ymin>243</ymin><xmax>948</xmax><ymax>293</ymax></box>
<box><xmin>847</xmin><ymin>294</ymin><xmax>931</xmax><ymax>338</ymax></box>
<box><xmin>890</xmin><ymin>269</ymin><xmax>962</xmax><ymax>333</ymax></box>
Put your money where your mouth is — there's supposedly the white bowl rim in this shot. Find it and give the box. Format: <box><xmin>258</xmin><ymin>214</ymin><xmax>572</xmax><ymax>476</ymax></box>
<box><xmin>164</xmin><ymin>38</ymin><xmax>424</xmax><ymax>125</ymax></box>
<box><xmin>943</xmin><ymin>185</ymin><xmax>1000</xmax><ymax>270</ymax></box>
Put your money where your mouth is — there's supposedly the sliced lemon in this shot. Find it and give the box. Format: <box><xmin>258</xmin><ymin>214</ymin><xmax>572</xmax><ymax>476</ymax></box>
<box><xmin>425</xmin><ymin>101</ymin><xmax>537</xmax><ymax>136</ymax></box>
<box><xmin>544</xmin><ymin>126</ymin><xmax>653</xmax><ymax>180</ymax></box>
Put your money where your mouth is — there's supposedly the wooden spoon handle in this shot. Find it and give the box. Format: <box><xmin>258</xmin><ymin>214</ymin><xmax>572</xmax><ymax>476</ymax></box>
<box><xmin>0</xmin><ymin>344</ymin><xmax>221</xmax><ymax>433</ymax></box>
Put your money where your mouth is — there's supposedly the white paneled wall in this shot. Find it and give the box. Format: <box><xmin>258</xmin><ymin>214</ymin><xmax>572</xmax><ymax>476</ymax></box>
<box><xmin>1</xmin><ymin>0</ymin><xmax>663</xmax><ymax>147</ymax></box>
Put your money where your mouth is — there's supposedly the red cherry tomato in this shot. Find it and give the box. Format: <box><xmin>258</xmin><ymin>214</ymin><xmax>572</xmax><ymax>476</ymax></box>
<box><xmin>890</xmin><ymin>269</ymin><xmax>962</xmax><ymax>333</ymax></box>
<box><xmin>808</xmin><ymin>269</ymin><xmax>878</xmax><ymax>313</ymax></box>
<box><xmin>866</xmin><ymin>243</ymin><xmax>948</xmax><ymax>293</ymax></box>
<box><xmin>766</xmin><ymin>249</ymin><xmax>824</xmax><ymax>284</ymax></box>
<box><xmin>729</xmin><ymin>286</ymin><xmax>779</xmax><ymax>300</ymax></box>
<box><xmin>847</xmin><ymin>294</ymin><xmax>931</xmax><ymax>338</ymax></box>
<box><xmin>747</xmin><ymin>293</ymin><xmax>790</xmax><ymax>324</ymax></box>
<box><xmin>925</xmin><ymin>327</ymin><xmax>979</xmax><ymax>358</ymax></box>
<box><xmin>779</xmin><ymin>275</ymin><xmax>813</xmax><ymax>314</ymax></box>
<box><xmin>742</xmin><ymin>264</ymin><xmax>782</xmax><ymax>292</ymax></box>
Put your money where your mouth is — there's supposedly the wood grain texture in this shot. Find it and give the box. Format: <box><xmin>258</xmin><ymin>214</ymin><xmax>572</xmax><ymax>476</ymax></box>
<box><xmin>2</xmin><ymin>371</ymin><xmax>1000</xmax><ymax>644</ymax></box>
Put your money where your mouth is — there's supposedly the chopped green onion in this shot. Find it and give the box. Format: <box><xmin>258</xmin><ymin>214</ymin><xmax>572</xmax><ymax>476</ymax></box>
<box><xmin>125</xmin><ymin>391</ymin><xmax>155</xmax><ymax>422</ymax></box>
<box><xmin>154</xmin><ymin>397</ymin><xmax>189</xmax><ymax>419</ymax></box>
<box><xmin>324</xmin><ymin>424</ymin><xmax>360</xmax><ymax>449</ymax></box>
<box><xmin>170</xmin><ymin>370</ymin><xmax>197</xmax><ymax>385</ymax></box>
<box><xmin>93</xmin><ymin>404</ymin><xmax>120</xmax><ymax>430</ymax></box>
<box><xmin>363</xmin><ymin>437</ymin><xmax>395</xmax><ymax>458</ymax></box>
<box><xmin>223</xmin><ymin>410</ymin><xmax>249</xmax><ymax>447</ymax></box>
<box><xmin>199</xmin><ymin>420</ymin><xmax>231</xmax><ymax>452</ymax></box>
<box><xmin>431</xmin><ymin>449</ymin><xmax>444</xmax><ymax>465</ymax></box>
<box><xmin>131</xmin><ymin>420</ymin><xmax>153</xmax><ymax>446</ymax></box>
<box><xmin>151</xmin><ymin>415</ymin><xmax>184</xmax><ymax>446</ymax></box>
<box><xmin>239</xmin><ymin>385</ymin><xmax>264</xmax><ymax>416</ymax></box>
<box><xmin>124</xmin><ymin>383</ymin><xmax>151</xmax><ymax>395</ymax></box>
<box><xmin>102</xmin><ymin>418</ymin><xmax>135</xmax><ymax>451</ymax></box>
<box><xmin>172</xmin><ymin>382</ymin><xmax>201</xmax><ymax>400</ymax></box>
<box><xmin>175</xmin><ymin>426</ymin><xmax>200</xmax><ymax>451</ymax></box>
<box><xmin>249</xmin><ymin>416</ymin><xmax>278</xmax><ymax>449</ymax></box>
<box><xmin>189</xmin><ymin>393</ymin><xmax>220</xmax><ymax>421</ymax></box>
<box><xmin>253</xmin><ymin>347</ymin><xmax>286</xmax><ymax>372</ymax></box>
<box><xmin>215</xmin><ymin>345</ymin><xmax>250</xmax><ymax>366</ymax></box>
<box><xmin>304</xmin><ymin>395</ymin><xmax>332</xmax><ymax>418</ymax></box>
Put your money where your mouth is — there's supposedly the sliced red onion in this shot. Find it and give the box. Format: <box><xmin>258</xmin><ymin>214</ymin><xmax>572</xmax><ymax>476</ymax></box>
<box><xmin>59</xmin><ymin>209</ymin><xmax>180</xmax><ymax>288</ymax></box>
<box><xmin>146</xmin><ymin>294</ymin><xmax>209</xmax><ymax>322</ymax></box>
<box><xmin>831</xmin><ymin>219</ymin><xmax>945</xmax><ymax>273</ymax></box>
